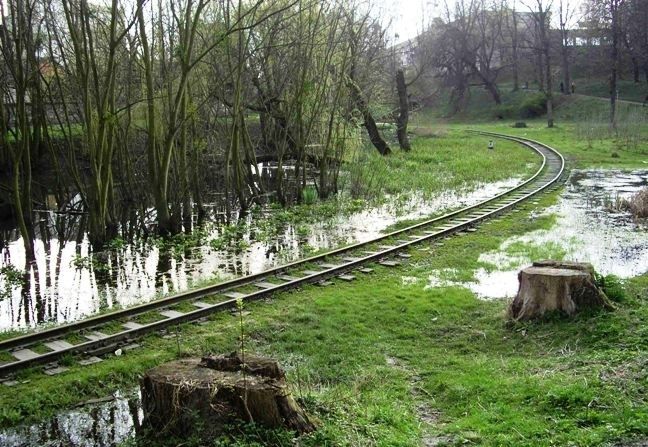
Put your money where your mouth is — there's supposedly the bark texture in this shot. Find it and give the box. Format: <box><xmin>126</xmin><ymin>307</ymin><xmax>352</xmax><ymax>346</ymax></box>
<box><xmin>346</xmin><ymin>77</ymin><xmax>391</xmax><ymax>156</ymax></box>
<box><xmin>140</xmin><ymin>353</ymin><xmax>316</xmax><ymax>438</ymax></box>
<box><xmin>509</xmin><ymin>260</ymin><xmax>614</xmax><ymax>321</ymax></box>
<box><xmin>395</xmin><ymin>69</ymin><xmax>411</xmax><ymax>151</ymax></box>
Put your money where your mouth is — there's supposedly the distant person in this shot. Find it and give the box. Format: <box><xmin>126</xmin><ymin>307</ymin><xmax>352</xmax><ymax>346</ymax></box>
<box><xmin>643</xmin><ymin>94</ymin><xmax>648</xmax><ymax>107</ymax></box>
<box><xmin>560</xmin><ymin>81</ymin><xmax>564</xmax><ymax>94</ymax></box>
<box><xmin>571</xmin><ymin>82</ymin><xmax>575</xmax><ymax>94</ymax></box>
<box><xmin>524</xmin><ymin>81</ymin><xmax>529</xmax><ymax>90</ymax></box>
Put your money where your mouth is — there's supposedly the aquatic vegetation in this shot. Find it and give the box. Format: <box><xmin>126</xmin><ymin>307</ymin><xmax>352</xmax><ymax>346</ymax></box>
<box><xmin>301</xmin><ymin>186</ymin><xmax>318</xmax><ymax>205</ymax></box>
<box><xmin>0</xmin><ymin>265</ymin><xmax>25</xmax><ymax>301</ymax></box>
<box><xmin>625</xmin><ymin>187</ymin><xmax>648</xmax><ymax>218</ymax></box>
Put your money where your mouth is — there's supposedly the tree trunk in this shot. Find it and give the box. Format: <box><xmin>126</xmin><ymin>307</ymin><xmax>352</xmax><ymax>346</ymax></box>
<box><xmin>484</xmin><ymin>78</ymin><xmax>502</xmax><ymax>105</ymax></box>
<box><xmin>561</xmin><ymin>31</ymin><xmax>571</xmax><ymax>95</ymax></box>
<box><xmin>536</xmin><ymin>52</ymin><xmax>544</xmax><ymax>91</ymax></box>
<box><xmin>509</xmin><ymin>260</ymin><xmax>614</xmax><ymax>321</ymax></box>
<box><xmin>540</xmin><ymin>9</ymin><xmax>554</xmax><ymax>128</ymax></box>
<box><xmin>631</xmin><ymin>57</ymin><xmax>640</xmax><ymax>83</ymax></box>
<box><xmin>511</xmin><ymin>10</ymin><xmax>519</xmax><ymax>92</ymax></box>
<box><xmin>346</xmin><ymin>77</ymin><xmax>391</xmax><ymax>156</ymax></box>
<box><xmin>610</xmin><ymin>0</ymin><xmax>620</xmax><ymax>127</ymax></box>
<box><xmin>395</xmin><ymin>69</ymin><xmax>411</xmax><ymax>151</ymax></box>
<box><xmin>141</xmin><ymin>354</ymin><xmax>316</xmax><ymax>439</ymax></box>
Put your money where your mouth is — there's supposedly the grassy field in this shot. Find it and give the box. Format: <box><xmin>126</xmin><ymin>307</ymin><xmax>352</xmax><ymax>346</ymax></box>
<box><xmin>416</xmin><ymin>86</ymin><xmax>648</xmax><ymax>169</ymax></box>
<box><xmin>572</xmin><ymin>78</ymin><xmax>648</xmax><ymax>104</ymax></box>
<box><xmin>1</xmin><ymin>189</ymin><xmax>645</xmax><ymax>447</ymax></box>
<box><xmin>348</xmin><ymin>129</ymin><xmax>538</xmax><ymax>200</ymax></box>
<box><xmin>1</xmin><ymin>91</ymin><xmax>647</xmax><ymax>446</ymax></box>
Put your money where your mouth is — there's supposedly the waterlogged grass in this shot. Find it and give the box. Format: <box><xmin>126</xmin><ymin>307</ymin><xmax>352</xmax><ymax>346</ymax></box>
<box><xmin>1</xmin><ymin>188</ymin><xmax>646</xmax><ymax>446</ymax></box>
<box><xmin>349</xmin><ymin>128</ymin><xmax>538</xmax><ymax>201</ymax></box>
<box><xmin>1</xmin><ymin>106</ymin><xmax>646</xmax><ymax>444</ymax></box>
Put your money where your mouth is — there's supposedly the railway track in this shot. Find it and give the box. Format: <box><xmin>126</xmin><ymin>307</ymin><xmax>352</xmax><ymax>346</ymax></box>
<box><xmin>0</xmin><ymin>132</ymin><xmax>566</xmax><ymax>378</ymax></box>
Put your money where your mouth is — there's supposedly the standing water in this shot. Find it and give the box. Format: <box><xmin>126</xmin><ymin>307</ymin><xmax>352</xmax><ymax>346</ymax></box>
<box><xmin>426</xmin><ymin>170</ymin><xmax>648</xmax><ymax>298</ymax></box>
<box><xmin>0</xmin><ymin>177</ymin><xmax>523</xmax><ymax>332</ymax></box>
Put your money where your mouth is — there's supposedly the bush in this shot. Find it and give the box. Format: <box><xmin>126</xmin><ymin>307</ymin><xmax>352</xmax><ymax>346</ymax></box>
<box><xmin>301</xmin><ymin>186</ymin><xmax>318</xmax><ymax>205</ymax></box>
<box><xmin>519</xmin><ymin>93</ymin><xmax>547</xmax><ymax>118</ymax></box>
<box><xmin>595</xmin><ymin>274</ymin><xmax>626</xmax><ymax>302</ymax></box>
<box><xmin>494</xmin><ymin>105</ymin><xmax>516</xmax><ymax>119</ymax></box>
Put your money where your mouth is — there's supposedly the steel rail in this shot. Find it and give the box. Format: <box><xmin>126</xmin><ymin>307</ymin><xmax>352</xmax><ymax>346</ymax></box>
<box><xmin>0</xmin><ymin>132</ymin><xmax>566</xmax><ymax>376</ymax></box>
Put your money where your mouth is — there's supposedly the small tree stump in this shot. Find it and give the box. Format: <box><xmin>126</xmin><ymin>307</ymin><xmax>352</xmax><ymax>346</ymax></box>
<box><xmin>509</xmin><ymin>260</ymin><xmax>614</xmax><ymax>321</ymax></box>
<box><xmin>140</xmin><ymin>352</ymin><xmax>316</xmax><ymax>438</ymax></box>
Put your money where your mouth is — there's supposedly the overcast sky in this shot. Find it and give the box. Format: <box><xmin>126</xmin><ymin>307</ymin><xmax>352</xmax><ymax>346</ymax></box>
<box><xmin>376</xmin><ymin>0</ymin><xmax>588</xmax><ymax>44</ymax></box>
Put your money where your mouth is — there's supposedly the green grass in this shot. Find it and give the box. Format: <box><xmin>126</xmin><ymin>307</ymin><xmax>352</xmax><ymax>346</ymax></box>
<box><xmin>572</xmin><ymin>78</ymin><xmax>648</xmax><ymax>103</ymax></box>
<box><xmin>1</xmin><ymin>186</ymin><xmax>646</xmax><ymax>446</ymax></box>
<box><xmin>1</xmin><ymin>110</ymin><xmax>647</xmax><ymax>446</ymax></box>
<box><xmin>413</xmin><ymin>88</ymin><xmax>542</xmax><ymax>123</ymax></box>
<box><xmin>457</xmin><ymin>120</ymin><xmax>648</xmax><ymax>169</ymax></box>
<box><xmin>349</xmin><ymin>127</ymin><xmax>539</xmax><ymax>200</ymax></box>
<box><xmin>134</xmin><ymin>311</ymin><xmax>168</xmax><ymax>325</ymax></box>
<box><xmin>169</xmin><ymin>301</ymin><xmax>202</xmax><ymax>313</ymax></box>
<box><xmin>0</xmin><ymin>350</ymin><xmax>14</xmax><ymax>363</ymax></box>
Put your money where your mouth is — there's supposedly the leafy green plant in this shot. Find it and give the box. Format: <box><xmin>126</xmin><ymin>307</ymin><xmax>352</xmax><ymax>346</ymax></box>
<box><xmin>105</xmin><ymin>236</ymin><xmax>126</xmax><ymax>250</ymax></box>
<box><xmin>209</xmin><ymin>222</ymin><xmax>250</xmax><ymax>252</ymax></box>
<box><xmin>494</xmin><ymin>104</ymin><xmax>517</xmax><ymax>119</ymax></box>
<box><xmin>595</xmin><ymin>273</ymin><xmax>626</xmax><ymax>302</ymax></box>
<box><xmin>301</xmin><ymin>186</ymin><xmax>318</xmax><ymax>205</ymax></box>
<box><xmin>71</xmin><ymin>255</ymin><xmax>109</xmax><ymax>273</ymax></box>
<box><xmin>0</xmin><ymin>265</ymin><xmax>25</xmax><ymax>287</ymax></box>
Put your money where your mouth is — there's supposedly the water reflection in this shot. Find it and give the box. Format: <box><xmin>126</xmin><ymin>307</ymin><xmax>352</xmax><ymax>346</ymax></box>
<box><xmin>0</xmin><ymin>177</ymin><xmax>522</xmax><ymax>331</ymax></box>
<box><xmin>426</xmin><ymin>169</ymin><xmax>648</xmax><ymax>299</ymax></box>
<box><xmin>0</xmin><ymin>391</ymin><xmax>140</xmax><ymax>447</ymax></box>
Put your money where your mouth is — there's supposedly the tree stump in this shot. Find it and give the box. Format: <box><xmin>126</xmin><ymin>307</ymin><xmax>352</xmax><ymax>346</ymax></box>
<box><xmin>140</xmin><ymin>352</ymin><xmax>316</xmax><ymax>438</ymax></box>
<box><xmin>509</xmin><ymin>260</ymin><xmax>614</xmax><ymax>321</ymax></box>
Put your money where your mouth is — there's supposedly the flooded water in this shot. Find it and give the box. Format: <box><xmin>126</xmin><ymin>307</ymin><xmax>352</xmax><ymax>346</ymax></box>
<box><xmin>0</xmin><ymin>391</ymin><xmax>140</xmax><ymax>447</ymax></box>
<box><xmin>2</xmin><ymin>171</ymin><xmax>645</xmax><ymax>447</ymax></box>
<box><xmin>0</xmin><ymin>177</ymin><xmax>522</xmax><ymax>332</ymax></box>
<box><xmin>426</xmin><ymin>169</ymin><xmax>648</xmax><ymax>299</ymax></box>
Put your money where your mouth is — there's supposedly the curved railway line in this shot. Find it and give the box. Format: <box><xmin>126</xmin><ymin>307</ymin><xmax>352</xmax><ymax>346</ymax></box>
<box><xmin>0</xmin><ymin>132</ymin><xmax>566</xmax><ymax>378</ymax></box>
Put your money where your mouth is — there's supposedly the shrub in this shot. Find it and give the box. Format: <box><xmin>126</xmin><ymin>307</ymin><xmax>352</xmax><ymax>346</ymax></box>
<box><xmin>519</xmin><ymin>93</ymin><xmax>547</xmax><ymax>118</ymax></box>
<box><xmin>595</xmin><ymin>274</ymin><xmax>626</xmax><ymax>302</ymax></box>
<box><xmin>301</xmin><ymin>186</ymin><xmax>318</xmax><ymax>205</ymax></box>
<box><xmin>494</xmin><ymin>104</ymin><xmax>516</xmax><ymax>119</ymax></box>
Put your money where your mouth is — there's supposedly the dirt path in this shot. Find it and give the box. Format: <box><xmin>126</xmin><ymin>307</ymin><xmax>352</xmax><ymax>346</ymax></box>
<box><xmin>571</xmin><ymin>93</ymin><xmax>645</xmax><ymax>107</ymax></box>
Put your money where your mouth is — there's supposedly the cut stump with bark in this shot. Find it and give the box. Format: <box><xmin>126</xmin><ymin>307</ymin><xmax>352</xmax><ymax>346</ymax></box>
<box><xmin>509</xmin><ymin>260</ymin><xmax>614</xmax><ymax>321</ymax></box>
<box><xmin>140</xmin><ymin>352</ymin><xmax>316</xmax><ymax>438</ymax></box>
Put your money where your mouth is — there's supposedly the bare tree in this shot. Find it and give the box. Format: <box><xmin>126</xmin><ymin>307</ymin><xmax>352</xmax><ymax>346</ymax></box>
<box><xmin>0</xmin><ymin>0</ymin><xmax>46</xmax><ymax>257</ymax></box>
<box><xmin>558</xmin><ymin>0</ymin><xmax>576</xmax><ymax>94</ymax></box>
<box><xmin>621</xmin><ymin>0</ymin><xmax>648</xmax><ymax>83</ymax></box>
<box><xmin>586</xmin><ymin>0</ymin><xmax>626</xmax><ymax>126</ymax></box>
<box><xmin>526</xmin><ymin>0</ymin><xmax>554</xmax><ymax>127</ymax></box>
<box><xmin>504</xmin><ymin>0</ymin><xmax>521</xmax><ymax>91</ymax></box>
<box><xmin>346</xmin><ymin>10</ymin><xmax>391</xmax><ymax>156</ymax></box>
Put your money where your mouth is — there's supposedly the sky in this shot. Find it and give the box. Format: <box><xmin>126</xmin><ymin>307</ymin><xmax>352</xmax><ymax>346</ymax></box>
<box><xmin>375</xmin><ymin>0</ymin><xmax>589</xmax><ymax>44</ymax></box>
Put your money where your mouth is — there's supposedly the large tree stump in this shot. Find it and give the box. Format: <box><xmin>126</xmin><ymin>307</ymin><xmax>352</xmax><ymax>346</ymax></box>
<box><xmin>140</xmin><ymin>352</ymin><xmax>316</xmax><ymax>438</ymax></box>
<box><xmin>509</xmin><ymin>260</ymin><xmax>614</xmax><ymax>321</ymax></box>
